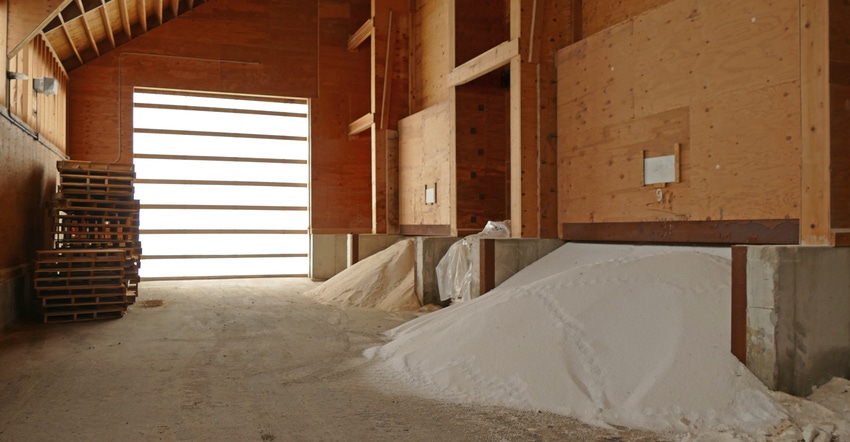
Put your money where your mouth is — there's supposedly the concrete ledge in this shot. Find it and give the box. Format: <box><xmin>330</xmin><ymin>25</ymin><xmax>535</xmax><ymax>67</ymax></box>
<box><xmin>414</xmin><ymin>236</ymin><xmax>459</xmax><ymax>306</ymax></box>
<box><xmin>744</xmin><ymin>246</ymin><xmax>850</xmax><ymax>396</ymax></box>
<box><xmin>473</xmin><ymin>238</ymin><xmax>564</xmax><ymax>296</ymax></box>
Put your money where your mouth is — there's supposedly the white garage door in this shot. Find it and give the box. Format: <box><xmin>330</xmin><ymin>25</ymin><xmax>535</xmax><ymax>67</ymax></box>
<box><xmin>132</xmin><ymin>89</ymin><xmax>310</xmax><ymax>280</ymax></box>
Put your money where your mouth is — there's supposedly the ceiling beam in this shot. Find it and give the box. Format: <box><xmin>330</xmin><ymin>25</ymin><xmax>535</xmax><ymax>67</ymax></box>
<box><xmin>74</xmin><ymin>0</ymin><xmax>100</xmax><ymax>56</ymax></box>
<box><xmin>170</xmin><ymin>0</ymin><xmax>180</xmax><ymax>17</ymax></box>
<box><xmin>99</xmin><ymin>0</ymin><xmax>116</xmax><ymax>48</ymax></box>
<box><xmin>138</xmin><ymin>0</ymin><xmax>148</xmax><ymax>33</ymax></box>
<box><xmin>57</xmin><ymin>13</ymin><xmax>84</xmax><ymax>65</ymax></box>
<box><xmin>154</xmin><ymin>0</ymin><xmax>163</xmax><ymax>24</ymax></box>
<box><xmin>116</xmin><ymin>0</ymin><xmax>132</xmax><ymax>39</ymax></box>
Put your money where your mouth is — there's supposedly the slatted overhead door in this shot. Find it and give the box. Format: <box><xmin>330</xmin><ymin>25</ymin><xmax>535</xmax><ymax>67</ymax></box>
<box><xmin>132</xmin><ymin>89</ymin><xmax>310</xmax><ymax>280</ymax></box>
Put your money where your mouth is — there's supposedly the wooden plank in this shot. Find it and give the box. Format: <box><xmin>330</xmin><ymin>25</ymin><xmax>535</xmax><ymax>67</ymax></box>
<box><xmin>142</xmin><ymin>254</ymin><xmax>308</xmax><ymax>260</ymax></box>
<box><xmin>582</xmin><ymin>0</ymin><xmax>672</xmax><ymax>38</ymax></box>
<box><xmin>399</xmin><ymin>224</ymin><xmax>452</xmax><ymax>236</ymax></box>
<box><xmin>410</xmin><ymin>0</ymin><xmax>451</xmax><ymax>112</ymax></box>
<box><xmin>140</xmin><ymin>204</ymin><xmax>308</xmax><ymax>211</ymax></box>
<box><xmin>731</xmin><ymin>246</ymin><xmax>748</xmax><ymax>364</ymax></box>
<box><xmin>801</xmin><ymin>0</ymin><xmax>832</xmax><ymax>245</ymax></box>
<box><xmin>58</xmin><ymin>14</ymin><xmax>84</xmax><ymax>65</ymax></box>
<box><xmin>348</xmin><ymin>17</ymin><xmax>373</xmax><ymax>51</ymax></box>
<box><xmin>831</xmin><ymin>84</ymin><xmax>850</xmax><ymax>228</ymax></box>
<box><xmin>139</xmin><ymin>229</ymin><xmax>308</xmax><ymax>235</ymax></box>
<box><xmin>398</xmin><ymin>100</ymin><xmax>453</xmax><ymax>228</ymax></box>
<box><xmin>138</xmin><ymin>0</ymin><xmax>147</xmax><ymax>33</ymax></box>
<box><xmin>479</xmin><ymin>238</ymin><xmax>496</xmax><ymax>295</ymax></box>
<box><xmin>99</xmin><ymin>1</ymin><xmax>116</xmax><ymax>48</ymax></box>
<box><xmin>7</xmin><ymin>0</ymin><xmax>73</xmax><ymax>56</ymax></box>
<box><xmin>563</xmin><ymin>219</ymin><xmax>800</xmax><ymax>244</ymax></box>
<box><xmin>0</xmin><ymin>0</ymin><xmax>7</xmax><ymax>108</ymax></box>
<box><xmin>348</xmin><ymin>112</ymin><xmax>374</xmax><ymax>135</ymax></box>
<box><xmin>133</xmin><ymin>128</ymin><xmax>308</xmax><ymax>142</ymax></box>
<box><xmin>571</xmin><ymin>0</ymin><xmax>582</xmax><ymax>42</ymax></box>
<box><xmin>75</xmin><ymin>0</ymin><xmax>100</xmax><ymax>56</ymax></box>
<box><xmin>117</xmin><ymin>0</ymin><xmax>132</xmax><ymax>39</ymax></box>
<box><xmin>133</xmin><ymin>102</ymin><xmax>307</xmax><ymax>118</ymax></box>
<box><xmin>447</xmin><ymin>39</ymin><xmax>519</xmax><ymax>87</ymax></box>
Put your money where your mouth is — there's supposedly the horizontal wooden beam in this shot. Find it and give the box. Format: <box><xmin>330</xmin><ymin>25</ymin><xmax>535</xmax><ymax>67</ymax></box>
<box><xmin>399</xmin><ymin>224</ymin><xmax>452</xmax><ymax>236</ymax></box>
<box><xmin>142</xmin><ymin>253</ymin><xmax>308</xmax><ymax>259</ymax></box>
<box><xmin>140</xmin><ymin>204</ymin><xmax>307</xmax><ymax>211</ymax></box>
<box><xmin>348</xmin><ymin>18</ymin><xmax>374</xmax><ymax>51</ymax></box>
<box><xmin>139</xmin><ymin>229</ymin><xmax>308</xmax><ymax>235</ymax></box>
<box><xmin>142</xmin><ymin>274</ymin><xmax>309</xmax><ymax>282</ymax></box>
<box><xmin>133</xmin><ymin>128</ymin><xmax>308</xmax><ymax>142</ymax></box>
<box><xmin>133</xmin><ymin>103</ymin><xmax>307</xmax><ymax>118</ymax></box>
<box><xmin>135</xmin><ymin>179</ymin><xmax>308</xmax><ymax>187</ymax></box>
<box><xmin>447</xmin><ymin>39</ymin><xmax>519</xmax><ymax>87</ymax></box>
<box><xmin>348</xmin><ymin>112</ymin><xmax>374</xmax><ymax>135</ymax></box>
<box><xmin>133</xmin><ymin>154</ymin><xmax>307</xmax><ymax>164</ymax></box>
<box><xmin>563</xmin><ymin>219</ymin><xmax>800</xmax><ymax>244</ymax></box>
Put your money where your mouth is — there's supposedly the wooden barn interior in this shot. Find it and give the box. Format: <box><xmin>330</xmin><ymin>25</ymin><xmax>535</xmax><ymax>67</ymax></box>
<box><xmin>1</xmin><ymin>0</ymin><xmax>850</xmax><ymax>434</ymax></box>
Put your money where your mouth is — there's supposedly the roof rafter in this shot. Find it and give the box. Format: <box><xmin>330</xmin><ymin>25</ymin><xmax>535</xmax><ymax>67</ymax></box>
<box><xmin>99</xmin><ymin>0</ymin><xmax>116</xmax><ymax>48</ymax></box>
<box><xmin>138</xmin><ymin>0</ymin><xmax>148</xmax><ymax>33</ymax></box>
<box><xmin>74</xmin><ymin>0</ymin><xmax>101</xmax><ymax>56</ymax></box>
<box><xmin>57</xmin><ymin>13</ymin><xmax>84</xmax><ymax>65</ymax></box>
<box><xmin>116</xmin><ymin>0</ymin><xmax>132</xmax><ymax>39</ymax></box>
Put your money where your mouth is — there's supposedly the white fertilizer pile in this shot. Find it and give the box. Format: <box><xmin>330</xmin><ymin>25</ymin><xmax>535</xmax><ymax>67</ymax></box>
<box><xmin>365</xmin><ymin>243</ymin><xmax>787</xmax><ymax>435</ymax></box>
<box><xmin>306</xmin><ymin>238</ymin><xmax>421</xmax><ymax>311</ymax></box>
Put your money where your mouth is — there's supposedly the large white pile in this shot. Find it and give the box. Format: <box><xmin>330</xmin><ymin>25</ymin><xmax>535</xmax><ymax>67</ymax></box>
<box><xmin>365</xmin><ymin>243</ymin><xmax>786</xmax><ymax>435</ymax></box>
<box><xmin>306</xmin><ymin>238</ymin><xmax>421</xmax><ymax>311</ymax></box>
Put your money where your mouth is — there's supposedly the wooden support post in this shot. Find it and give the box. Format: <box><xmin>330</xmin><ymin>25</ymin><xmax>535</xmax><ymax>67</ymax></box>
<box><xmin>731</xmin><ymin>246</ymin><xmax>748</xmax><ymax>364</ymax></box>
<box><xmin>800</xmin><ymin>0</ymin><xmax>832</xmax><ymax>245</ymax></box>
<box><xmin>479</xmin><ymin>238</ymin><xmax>496</xmax><ymax>295</ymax></box>
<box><xmin>0</xmin><ymin>0</ymin><xmax>7</xmax><ymax>109</ymax></box>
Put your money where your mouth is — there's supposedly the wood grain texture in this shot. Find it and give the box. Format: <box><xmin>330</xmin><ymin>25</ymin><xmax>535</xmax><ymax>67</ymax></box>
<box><xmin>7</xmin><ymin>0</ymin><xmax>69</xmax><ymax>54</ymax></box>
<box><xmin>398</xmin><ymin>100</ymin><xmax>454</xmax><ymax>228</ymax></box>
<box><xmin>801</xmin><ymin>0</ymin><xmax>831</xmax><ymax>244</ymax></box>
<box><xmin>456</xmin><ymin>74</ymin><xmax>509</xmax><ymax>232</ymax></box>
<box><xmin>830</xmin><ymin>84</ymin><xmax>850</xmax><ymax>228</ymax></box>
<box><xmin>563</xmin><ymin>219</ymin><xmax>800</xmax><ymax>244</ymax></box>
<box><xmin>731</xmin><ymin>246</ymin><xmax>747</xmax><ymax>364</ymax></box>
<box><xmin>0</xmin><ymin>0</ymin><xmax>7</xmax><ymax>109</ymax></box>
<box><xmin>557</xmin><ymin>0</ymin><xmax>802</xmax><ymax>233</ymax></box>
<box><xmin>410</xmin><ymin>0</ymin><xmax>451</xmax><ymax>112</ymax></box>
<box><xmin>581</xmin><ymin>0</ymin><xmax>671</xmax><ymax>38</ymax></box>
<box><xmin>830</xmin><ymin>0</ymin><xmax>850</xmax><ymax>229</ymax></box>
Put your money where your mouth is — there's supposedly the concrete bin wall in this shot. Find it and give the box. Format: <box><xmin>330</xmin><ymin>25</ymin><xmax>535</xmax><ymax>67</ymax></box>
<box><xmin>745</xmin><ymin>246</ymin><xmax>850</xmax><ymax>396</ymax></box>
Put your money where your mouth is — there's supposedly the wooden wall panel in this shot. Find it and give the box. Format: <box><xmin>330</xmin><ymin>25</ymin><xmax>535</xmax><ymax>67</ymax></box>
<box><xmin>455</xmin><ymin>74</ymin><xmax>509</xmax><ymax>234</ymax></box>
<box><xmin>398</xmin><ymin>100</ymin><xmax>453</xmax><ymax>227</ymax></box>
<box><xmin>410</xmin><ymin>0</ymin><xmax>450</xmax><ymax>113</ymax></box>
<box><xmin>6</xmin><ymin>0</ymin><xmax>66</xmax><ymax>55</ymax></box>
<box><xmin>557</xmin><ymin>0</ymin><xmax>802</xmax><ymax>233</ymax></box>
<box><xmin>581</xmin><ymin>0</ymin><xmax>672</xmax><ymax>39</ymax></box>
<box><xmin>7</xmin><ymin>35</ymin><xmax>68</xmax><ymax>151</ymax></box>
<box><xmin>830</xmin><ymin>0</ymin><xmax>850</xmax><ymax>228</ymax></box>
<box><xmin>68</xmin><ymin>0</ymin><xmax>374</xmax><ymax>234</ymax></box>
<box><xmin>1</xmin><ymin>0</ymin><xmax>7</xmax><ymax>109</ymax></box>
<box><xmin>455</xmin><ymin>0</ymin><xmax>508</xmax><ymax>66</ymax></box>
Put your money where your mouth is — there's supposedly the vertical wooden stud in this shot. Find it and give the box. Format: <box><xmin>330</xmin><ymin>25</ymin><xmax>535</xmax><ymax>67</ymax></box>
<box><xmin>801</xmin><ymin>0</ymin><xmax>832</xmax><ymax>245</ymax></box>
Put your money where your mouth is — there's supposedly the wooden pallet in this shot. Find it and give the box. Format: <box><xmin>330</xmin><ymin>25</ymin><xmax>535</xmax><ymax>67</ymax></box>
<box><xmin>43</xmin><ymin>306</ymin><xmax>126</xmax><ymax>324</ymax></box>
<box><xmin>36</xmin><ymin>161</ymin><xmax>143</xmax><ymax>322</ymax></box>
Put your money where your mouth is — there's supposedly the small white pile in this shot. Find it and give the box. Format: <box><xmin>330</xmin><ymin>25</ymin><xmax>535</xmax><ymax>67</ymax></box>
<box><xmin>306</xmin><ymin>238</ymin><xmax>421</xmax><ymax>311</ymax></box>
<box><xmin>366</xmin><ymin>243</ymin><xmax>787</xmax><ymax>435</ymax></box>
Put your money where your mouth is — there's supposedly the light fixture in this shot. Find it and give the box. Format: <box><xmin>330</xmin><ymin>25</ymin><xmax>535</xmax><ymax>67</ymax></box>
<box><xmin>6</xmin><ymin>72</ymin><xmax>28</xmax><ymax>81</ymax></box>
<box><xmin>33</xmin><ymin>77</ymin><xmax>58</xmax><ymax>95</ymax></box>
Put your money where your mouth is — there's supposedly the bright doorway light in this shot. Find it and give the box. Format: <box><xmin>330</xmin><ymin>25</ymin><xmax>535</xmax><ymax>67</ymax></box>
<box><xmin>132</xmin><ymin>89</ymin><xmax>310</xmax><ymax>280</ymax></box>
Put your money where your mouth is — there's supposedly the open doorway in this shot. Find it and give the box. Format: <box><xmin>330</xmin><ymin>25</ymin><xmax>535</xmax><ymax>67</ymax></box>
<box><xmin>132</xmin><ymin>88</ymin><xmax>310</xmax><ymax>280</ymax></box>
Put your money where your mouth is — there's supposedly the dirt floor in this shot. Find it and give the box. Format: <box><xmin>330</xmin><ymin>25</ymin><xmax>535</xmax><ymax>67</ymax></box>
<box><xmin>0</xmin><ymin>279</ymin><xmax>670</xmax><ymax>441</ymax></box>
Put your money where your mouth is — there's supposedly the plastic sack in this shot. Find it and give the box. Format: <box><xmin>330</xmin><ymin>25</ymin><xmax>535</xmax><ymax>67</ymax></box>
<box><xmin>436</xmin><ymin>221</ymin><xmax>511</xmax><ymax>303</ymax></box>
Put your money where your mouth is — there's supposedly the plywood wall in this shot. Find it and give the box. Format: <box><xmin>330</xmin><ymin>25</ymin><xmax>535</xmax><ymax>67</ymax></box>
<box><xmin>7</xmin><ymin>34</ymin><xmax>68</xmax><ymax>150</ymax></box>
<box><xmin>312</xmin><ymin>0</ymin><xmax>373</xmax><ymax>233</ymax></box>
<box><xmin>6</xmin><ymin>0</ymin><xmax>64</xmax><ymax>54</ymax></box>
<box><xmin>455</xmin><ymin>0</ymin><xmax>508</xmax><ymax>66</ymax></box>
<box><xmin>581</xmin><ymin>0</ymin><xmax>673</xmax><ymax>39</ymax></box>
<box><xmin>830</xmin><ymin>0</ymin><xmax>850</xmax><ymax>229</ymax></box>
<box><xmin>455</xmin><ymin>72</ymin><xmax>509</xmax><ymax>234</ymax></box>
<box><xmin>409</xmin><ymin>0</ymin><xmax>450</xmax><ymax>113</ymax></box>
<box><xmin>67</xmin><ymin>0</ymin><xmax>374</xmax><ymax>234</ymax></box>
<box><xmin>398</xmin><ymin>99</ymin><xmax>453</xmax><ymax>230</ymax></box>
<box><xmin>557</xmin><ymin>0</ymin><xmax>802</xmax><ymax>231</ymax></box>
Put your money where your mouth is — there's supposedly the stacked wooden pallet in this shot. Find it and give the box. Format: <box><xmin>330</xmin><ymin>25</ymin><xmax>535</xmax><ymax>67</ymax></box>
<box><xmin>34</xmin><ymin>249</ymin><xmax>129</xmax><ymax>323</ymax></box>
<box><xmin>34</xmin><ymin>161</ymin><xmax>142</xmax><ymax>323</ymax></box>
